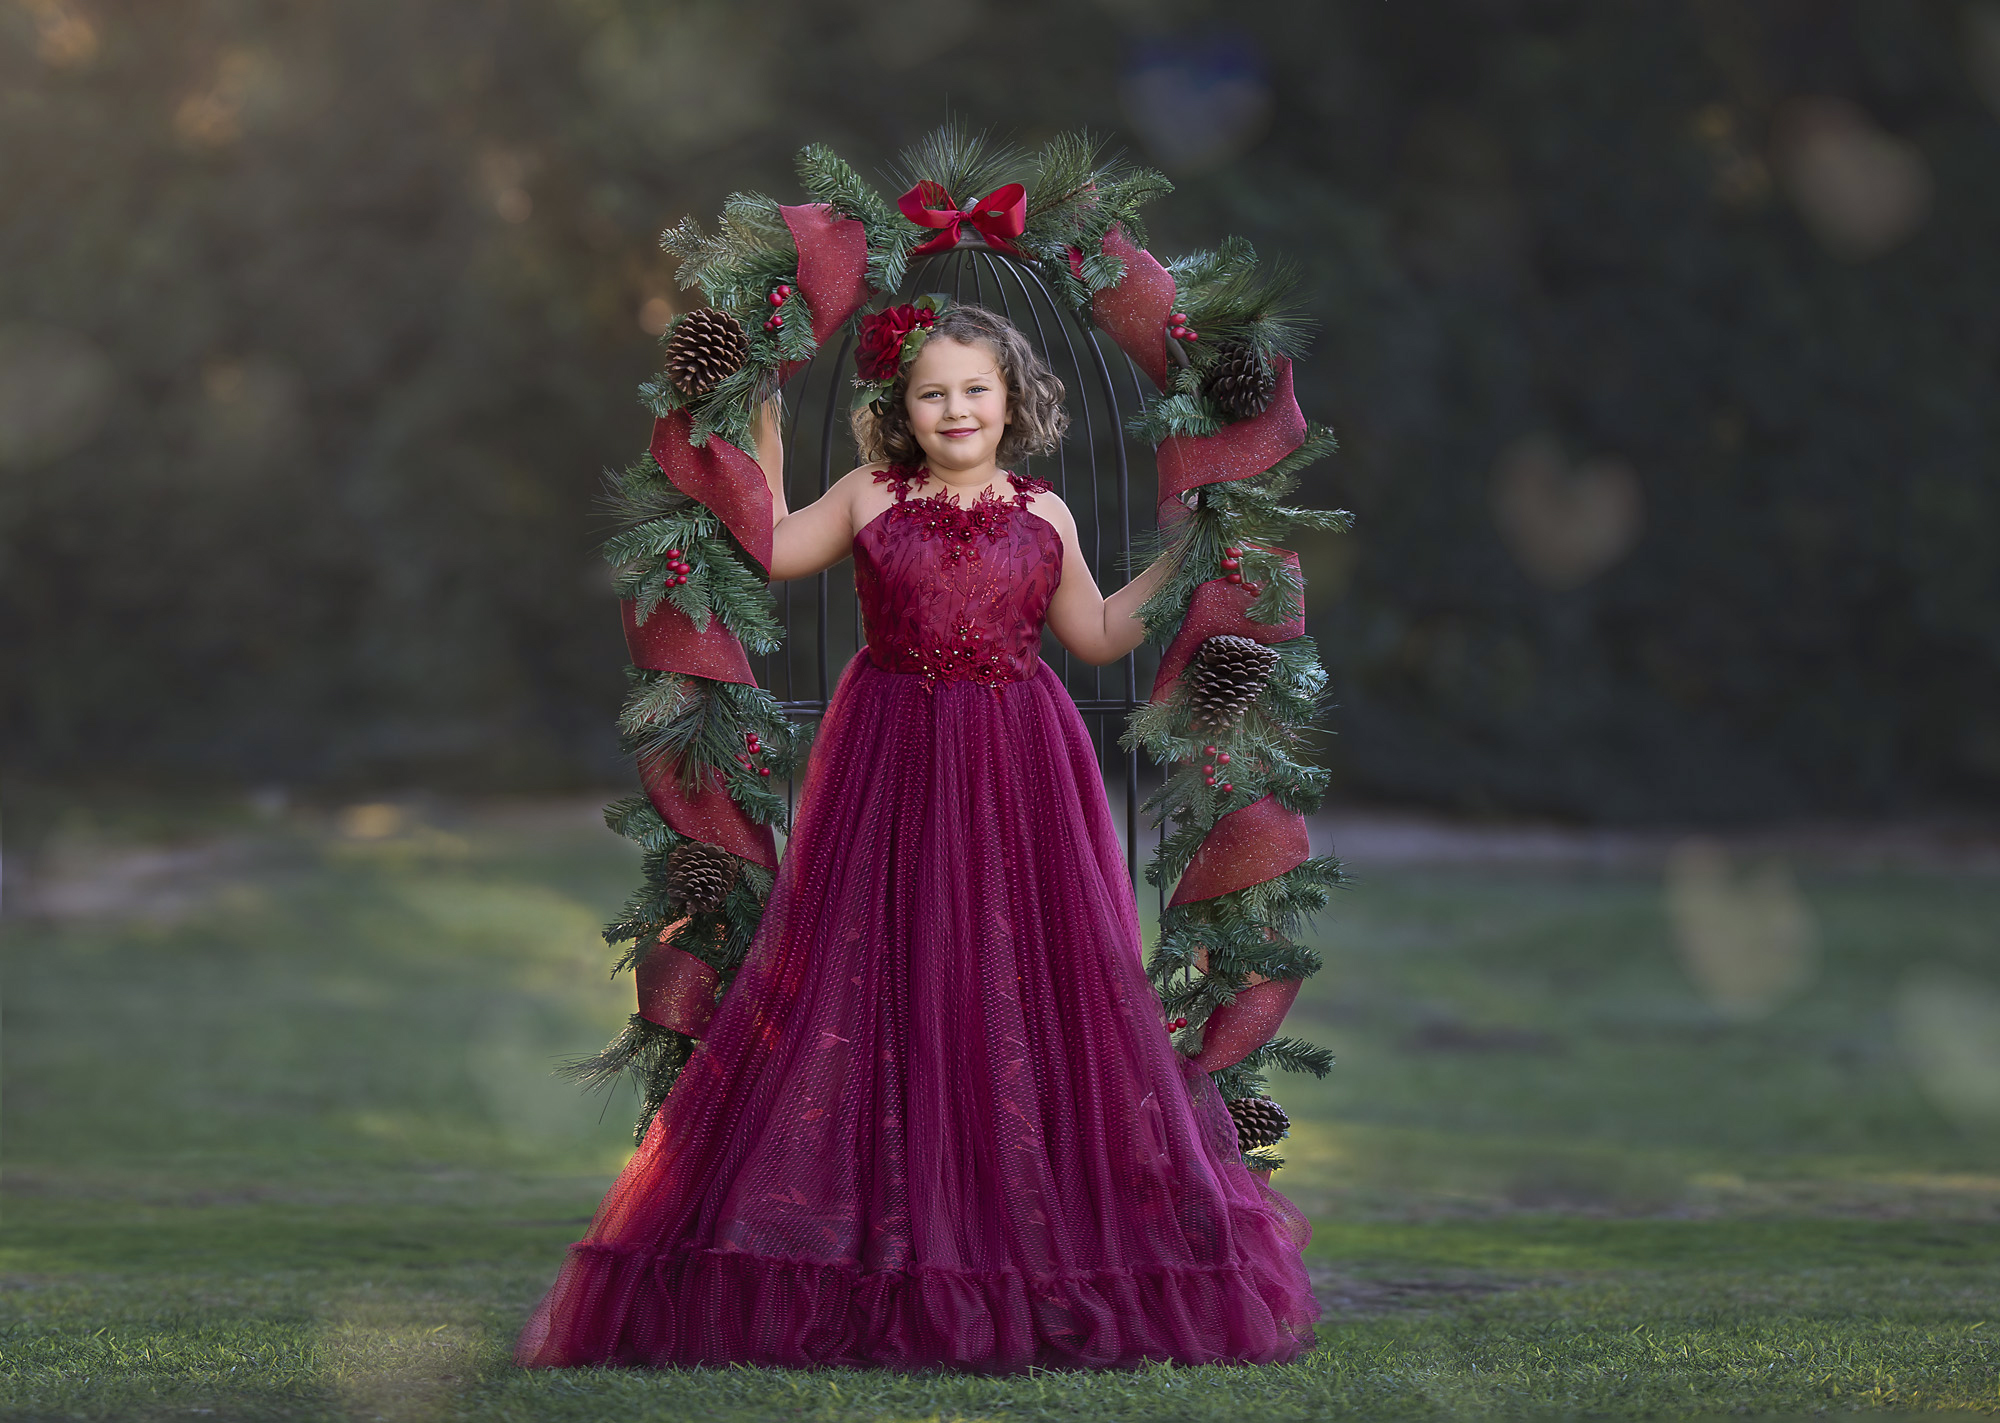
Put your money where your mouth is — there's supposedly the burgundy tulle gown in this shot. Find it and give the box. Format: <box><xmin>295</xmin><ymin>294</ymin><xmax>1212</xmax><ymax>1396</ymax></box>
<box><xmin>516</xmin><ymin>468</ymin><xmax>1319</xmax><ymax>1372</ymax></box>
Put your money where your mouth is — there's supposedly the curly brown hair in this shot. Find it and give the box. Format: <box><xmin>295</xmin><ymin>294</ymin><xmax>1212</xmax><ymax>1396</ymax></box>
<box><xmin>851</xmin><ymin>304</ymin><xmax>1069</xmax><ymax>468</ymax></box>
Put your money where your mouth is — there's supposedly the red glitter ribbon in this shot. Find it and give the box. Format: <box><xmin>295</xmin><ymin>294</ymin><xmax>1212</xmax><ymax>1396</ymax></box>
<box><xmin>622</xmin><ymin>598</ymin><xmax>756</xmax><ymax>686</ymax></box>
<box><xmin>636</xmin><ymin>941</ymin><xmax>720</xmax><ymax>1037</ymax></box>
<box><xmin>1156</xmin><ymin>358</ymin><xmax>1307</xmax><ymax>521</ymax></box>
<box><xmin>648</xmin><ymin>410</ymin><xmax>775</xmax><ymax>577</ymax></box>
<box><xmin>778</xmin><ymin>203</ymin><xmax>874</xmax><ymax>345</ymax></box>
<box><xmin>1189</xmin><ymin>976</ymin><xmax>1305</xmax><ymax>1075</ymax></box>
<box><xmin>1169</xmin><ymin>794</ymin><xmax>1312</xmax><ymax>907</ymax></box>
<box><xmin>897</xmin><ymin>180</ymin><xmax>1028</xmax><ymax>257</ymax></box>
<box><xmin>1083</xmin><ymin>225</ymin><xmax>1179</xmax><ymax>391</ymax></box>
<box><xmin>638</xmin><ymin>749</ymin><xmax>778</xmax><ymax>872</ymax></box>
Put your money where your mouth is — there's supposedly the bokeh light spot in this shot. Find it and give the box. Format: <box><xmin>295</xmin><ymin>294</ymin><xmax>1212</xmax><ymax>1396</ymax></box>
<box><xmin>1771</xmin><ymin>96</ymin><xmax>1932</xmax><ymax>261</ymax></box>
<box><xmin>1665</xmin><ymin>840</ymin><xmax>1818</xmax><ymax>1021</ymax></box>
<box><xmin>1896</xmin><ymin>970</ymin><xmax>2000</xmax><ymax>1132</ymax></box>
<box><xmin>0</xmin><ymin>323</ymin><xmax>114</xmax><ymax>469</ymax></box>
<box><xmin>340</xmin><ymin>804</ymin><xmax>406</xmax><ymax>841</ymax></box>
<box><xmin>22</xmin><ymin>0</ymin><xmax>97</xmax><ymax>67</ymax></box>
<box><xmin>1119</xmin><ymin>28</ymin><xmax>1272</xmax><ymax>174</ymax></box>
<box><xmin>495</xmin><ymin>187</ymin><xmax>532</xmax><ymax>224</ymax></box>
<box><xmin>638</xmin><ymin>296</ymin><xmax>675</xmax><ymax>336</ymax></box>
<box><xmin>172</xmin><ymin>48</ymin><xmax>285</xmax><ymax>149</ymax></box>
<box><xmin>1490</xmin><ymin>435</ymin><xmax>1643</xmax><ymax>591</ymax></box>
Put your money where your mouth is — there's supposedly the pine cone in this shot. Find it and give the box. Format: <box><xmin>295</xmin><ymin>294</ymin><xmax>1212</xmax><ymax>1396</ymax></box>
<box><xmin>666</xmin><ymin>840</ymin><xmax>739</xmax><ymax>913</ymax></box>
<box><xmin>1227</xmin><ymin>1095</ymin><xmax>1291</xmax><ymax>1149</ymax></box>
<box><xmin>664</xmin><ymin>308</ymin><xmax>750</xmax><ymax>399</ymax></box>
<box><xmin>1201</xmin><ymin>341</ymin><xmax>1277</xmax><ymax>422</ymax></box>
<box><xmin>1186</xmin><ymin>634</ymin><xmax>1279</xmax><ymax>729</ymax></box>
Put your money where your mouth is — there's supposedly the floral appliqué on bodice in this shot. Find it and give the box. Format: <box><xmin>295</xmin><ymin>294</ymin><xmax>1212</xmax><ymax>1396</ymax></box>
<box><xmin>855</xmin><ymin>466</ymin><xmax>1063</xmax><ymax>689</ymax></box>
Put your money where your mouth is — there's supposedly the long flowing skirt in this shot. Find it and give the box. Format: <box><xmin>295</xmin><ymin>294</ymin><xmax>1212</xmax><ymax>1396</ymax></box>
<box><xmin>516</xmin><ymin>654</ymin><xmax>1319</xmax><ymax>1371</ymax></box>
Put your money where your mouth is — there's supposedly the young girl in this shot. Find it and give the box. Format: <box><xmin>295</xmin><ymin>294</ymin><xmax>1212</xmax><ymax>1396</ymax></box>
<box><xmin>516</xmin><ymin>303</ymin><xmax>1319</xmax><ymax>1372</ymax></box>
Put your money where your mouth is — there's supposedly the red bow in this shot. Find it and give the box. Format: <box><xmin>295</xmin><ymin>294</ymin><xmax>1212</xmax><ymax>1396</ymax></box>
<box><xmin>897</xmin><ymin>180</ymin><xmax>1027</xmax><ymax>256</ymax></box>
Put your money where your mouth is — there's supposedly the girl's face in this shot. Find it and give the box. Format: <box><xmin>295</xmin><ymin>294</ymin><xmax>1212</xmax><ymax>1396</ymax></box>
<box><xmin>903</xmin><ymin>336</ymin><xmax>1011</xmax><ymax>474</ymax></box>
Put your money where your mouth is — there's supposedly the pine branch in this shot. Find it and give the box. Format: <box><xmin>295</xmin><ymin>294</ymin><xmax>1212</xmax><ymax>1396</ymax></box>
<box><xmin>1129</xmin><ymin>392</ymin><xmax>1224</xmax><ymax>445</ymax></box>
<box><xmin>886</xmin><ymin>120</ymin><xmax>1029</xmax><ymax>212</ymax></box>
<box><xmin>602</xmin><ymin>456</ymin><xmax>694</xmax><ymax>526</ymax></box>
<box><xmin>1240</xmin><ymin>1034</ymin><xmax>1337</xmax><ymax>1079</ymax></box>
<box><xmin>1166</xmin><ymin>238</ymin><xmax>1315</xmax><ymax>362</ymax></box>
<box><xmin>556</xmin><ymin>1013</ymin><xmax>693</xmax><ymax>1144</ymax></box>
<box><xmin>618</xmin><ymin>673</ymin><xmax>803</xmax><ymax>827</ymax></box>
<box><xmin>610</xmin><ymin>510</ymin><xmax>783</xmax><ymax>654</ymax></box>
<box><xmin>1024</xmin><ymin>130</ymin><xmax>1104</xmax><ymax>223</ymax></box>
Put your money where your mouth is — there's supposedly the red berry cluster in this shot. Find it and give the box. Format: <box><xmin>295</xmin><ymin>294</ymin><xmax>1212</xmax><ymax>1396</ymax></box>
<box><xmin>735</xmin><ymin>729</ymin><xmax>773</xmax><ymax>778</ymax></box>
<box><xmin>664</xmin><ymin>548</ymin><xmax>694</xmax><ymax>586</ymax></box>
<box><xmin>763</xmin><ymin>283</ymin><xmax>793</xmax><ymax>332</ymax></box>
<box><xmin>1167</xmin><ymin>310</ymin><xmax>1199</xmax><ymax>343</ymax></box>
<box><xmin>1220</xmin><ymin>544</ymin><xmax>1260</xmax><ymax>596</ymax></box>
<box><xmin>1200</xmin><ymin>745</ymin><xmax>1234</xmax><ymax>796</ymax></box>
<box><xmin>1165</xmin><ymin>1015</ymin><xmax>1189</xmax><ymax>1033</ymax></box>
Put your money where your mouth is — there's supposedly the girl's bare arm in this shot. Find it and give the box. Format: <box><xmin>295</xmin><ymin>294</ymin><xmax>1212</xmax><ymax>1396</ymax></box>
<box><xmin>753</xmin><ymin>399</ymin><xmax>861</xmax><ymax>580</ymax></box>
<box><xmin>1036</xmin><ymin>493</ymin><xmax>1175</xmax><ymax>666</ymax></box>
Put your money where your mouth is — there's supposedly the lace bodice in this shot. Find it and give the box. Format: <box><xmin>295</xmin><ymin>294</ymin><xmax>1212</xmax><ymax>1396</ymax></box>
<box><xmin>854</xmin><ymin>467</ymin><xmax>1063</xmax><ymax>687</ymax></box>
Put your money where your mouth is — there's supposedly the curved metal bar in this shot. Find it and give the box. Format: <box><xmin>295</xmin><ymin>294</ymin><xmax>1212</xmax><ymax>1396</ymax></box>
<box><xmin>1120</xmin><ymin>339</ymin><xmax>1168</xmax><ymax>907</ymax></box>
<box><xmin>1082</xmin><ymin>322</ymin><xmax>1143</xmax><ymax>884</ymax></box>
<box><xmin>1114</xmin><ymin>344</ymin><xmax>1162</xmax><ymax>908</ymax></box>
<box><xmin>968</xmin><ymin>247</ymin><xmax>989</xmax><ymax>309</ymax></box>
<box><xmin>814</xmin><ymin>329</ymin><xmax>855</xmax><ymax>708</ymax></box>
<box><xmin>982</xmin><ymin>253</ymin><xmax>1066</xmax><ymax>499</ymax></box>
<box><xmin>1013</xmin><ymin>259</ymin><xmax>1142</xmax><ymax>874</ymax></box>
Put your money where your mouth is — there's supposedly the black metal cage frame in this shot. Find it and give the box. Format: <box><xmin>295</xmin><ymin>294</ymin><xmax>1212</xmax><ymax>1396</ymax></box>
<box><xmin>763</xmin><ymin>238</ymin><xmax>1162</xmax><ymax>884</ymax></box>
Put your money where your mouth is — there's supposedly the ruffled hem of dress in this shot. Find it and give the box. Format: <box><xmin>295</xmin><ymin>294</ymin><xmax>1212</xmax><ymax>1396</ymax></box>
<box><xmin>515</xmin><ymin>1240</ymin><xmax>1319</xmax><ymax>1373</ymax></box>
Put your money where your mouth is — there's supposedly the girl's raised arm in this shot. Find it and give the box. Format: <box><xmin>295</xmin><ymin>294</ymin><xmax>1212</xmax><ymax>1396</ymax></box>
<box><xmin>1037</xmin><ymin>493</ymin><xmax>1176</xmax><ymax>666</ymax></box>
<box><xmin>753</xmin><ymin>398</ymin><xmax>860</xmax><ymax>581</ymax></box>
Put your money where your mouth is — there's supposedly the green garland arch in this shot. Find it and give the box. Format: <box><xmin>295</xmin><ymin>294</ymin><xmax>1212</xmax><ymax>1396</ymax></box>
<box><xmin>566</xmin><ymin>126</ymin><xmax>1350</xmax><ymax>1172</ymax></box>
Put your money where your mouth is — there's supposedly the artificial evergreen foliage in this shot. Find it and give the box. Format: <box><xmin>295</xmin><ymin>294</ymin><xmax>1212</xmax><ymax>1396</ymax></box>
<box><xmin>1165</xmin><ymin>240</ymin><xmax>1311</xmax><ymax>366</ymax></box>
<box><xmin>560</xmin><ymin>1013</ymin><xmax>689</xmax><ymax>1121</ymax></box>
<box><xmin>581</xmin><ymin>124</ymin><xmax>1351</xmax><ymax>1146</ymax></box>
<box><xmin>1186</xmin><ymin>635</ymin><xmax>1282</xmax><ymax>730</ymax></box>
<box><xmin>1227</xmin><ymin>1095</ymin><xmax>1291</xmax><ymax>1149</ymax></box>
<box><xmin>664</xmin><ymin>308</ymin><xmax>750</xmax><ymax>399</ymax></box>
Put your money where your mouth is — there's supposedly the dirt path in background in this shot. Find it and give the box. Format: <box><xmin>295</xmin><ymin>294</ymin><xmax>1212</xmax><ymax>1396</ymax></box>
<box><xmin>1311</xmin><ymin>809</ymin><xmax>2000</xmax><ymax>875</ymax></box>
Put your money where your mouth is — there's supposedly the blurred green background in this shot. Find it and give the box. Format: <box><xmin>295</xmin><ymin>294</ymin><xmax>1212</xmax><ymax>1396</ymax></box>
<box><xmin>7</xmin><ymin>0</ymin><xmax>2000</xmax><ymax>822</ymax></box>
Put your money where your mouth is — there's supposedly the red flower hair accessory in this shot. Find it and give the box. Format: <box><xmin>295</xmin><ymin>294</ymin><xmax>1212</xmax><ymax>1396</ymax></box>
<box><xmin>853</xmin><ymin>294</ymin><xmax>946</xmax><ymax>411</ymax></box>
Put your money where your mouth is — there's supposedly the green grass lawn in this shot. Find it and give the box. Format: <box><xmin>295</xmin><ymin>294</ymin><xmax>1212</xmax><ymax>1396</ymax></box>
<box><xmin>4</xmin><ymin>798</ymin><xmax>1999</xmax><ymax>1420</ymax></box>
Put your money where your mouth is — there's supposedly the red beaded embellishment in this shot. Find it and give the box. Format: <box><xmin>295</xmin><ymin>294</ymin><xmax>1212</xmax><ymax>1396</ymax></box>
<box><xmin>871</xmin><ymin>467</ymin><xmax>1052</xmax><ymax>568</ymax></box>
